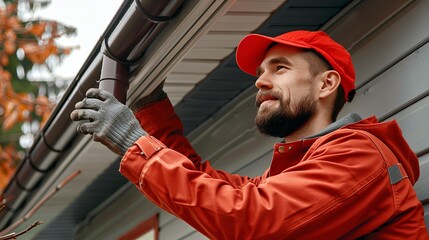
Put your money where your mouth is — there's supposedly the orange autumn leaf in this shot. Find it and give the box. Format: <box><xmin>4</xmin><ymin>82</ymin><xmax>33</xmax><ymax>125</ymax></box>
<box><xmin>0</xmin><ymin>160</ymin><xmax>13</xmax><ymax>177</ymax></box>
<box><xmin>37</xmin><ymin>109</ymin><xmax>51</xmax><ymax>127</ymax></box>
<box><xmin>0</xmin><ymin>145</ymin><xmax>18</xmax><ymax>191</ymax></box>
<box><xmin>2</xmin><ymin>113</ymin><xmax>19</xmax><ymax>130</ymax></box>
<box><xmin>19</xmin><ymin>41</ymin><xmax>39</xmax><ymax>53</ymax></box>
<box><xmin>1</xmin><ymin>54</ymin><xmax>9</xmax><ymax>66</ymax></box>
<box><xmin>0</xmin><ymin>145</ymin><xmax>19</xmax><ymax>166</ymax></box>
<box><xmin>5</xmin><ymin>3</ymin><xmax>17</xmax><ymax>16</ymax></box>
<box><xmin>2</xmin><ymin>102</ymin><xmax>19</xmax><ymax>130</ymax></box>
<box><xmin>18</xmin><ymin>97</ymin><xmax>32</xmax><ymax>115</ymax></box>
<box><xmin>27</xmin><ymin>22</ymin><xmax>47</xmax><ymax>37</ymax></box>
<box><xmin>0</xmin><ymin>70</ymin><xmax>12</xmax><ymax>82</ymax></box>
<box><xmin>3</xmin><ymin>100</ymin><xmax>16</xmax><ymax>116</ymax></box>
<box><xmin>2</xmin><ymin>93</ymin><xmax>33</xmax><ymax>130</ymax></box>
<box><xmin>62</xmin><ymin>47</ymin><xmax>72</xmax><ymax>55</ymax></box>
<box><xmin>6</xmin><ymin>16</ymin><xmax>22</xmax><ymax>30</ymax></box>
<box><xmin>35</xmin><ymin>95</ymin><xmax>54</xmax><ymax>126</ymax></box>
<box><xmin>4</xmin><ymin>30</ymin><xmax>17</xmax><ymax>55</ymax></box>
<box><xmin>4</xmin><ymin>40</ymin><xmax>16</xmax><ymax>55</ymax></box>
<box><xmin>0</xmin><ymin>70</ymin><xmax>14</xmax><ymax>98</ymax></box>
<box><xmin>3</xmin><ymin>145</ymin><xmax>19</xmax><ymax>163</ymax></box>
<box><xmin>21</xmin><ymin>40</ymin><xmax>59</xmax><ymax>64</ymax></box>
<box><xmin>0</xmin><ymin>165</ymin><xmax>13</xmax><ymax>191</ymax></box>
<box><xmin>35</xmin><ymin>94</ymin><xmax>51</xmax><ymax>105</ymax></box>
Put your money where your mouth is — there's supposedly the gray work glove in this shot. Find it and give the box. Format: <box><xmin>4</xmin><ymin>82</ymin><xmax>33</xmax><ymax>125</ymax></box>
<box><xmin>70</xmin><ymin>88</ymin><xmax>147</xmax><ymax>155</ymax></box>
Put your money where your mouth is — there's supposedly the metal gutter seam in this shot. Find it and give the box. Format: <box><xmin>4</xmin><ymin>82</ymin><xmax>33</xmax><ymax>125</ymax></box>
<box><xmin>0</xmin><ymin>0</ymin><xmax>184</xmax><ymax>230</ymax></box>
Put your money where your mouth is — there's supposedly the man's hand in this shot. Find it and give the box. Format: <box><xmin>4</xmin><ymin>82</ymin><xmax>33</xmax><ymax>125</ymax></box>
<box><xmin>70</xmin><ymin>88</ymin><xmax>147</xmax><ymax>155</ymax></box>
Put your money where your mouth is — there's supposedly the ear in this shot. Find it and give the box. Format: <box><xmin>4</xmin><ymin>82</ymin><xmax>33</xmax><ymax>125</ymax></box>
<box><xmin>318</xmin><ymin>70</ymin><xmax>341</xmax><ymax>100</ymax></box>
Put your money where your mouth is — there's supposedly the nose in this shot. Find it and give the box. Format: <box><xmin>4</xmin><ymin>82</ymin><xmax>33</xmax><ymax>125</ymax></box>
<box><xmin>255</xmin><ymin>73</ymin><xmax>273</xmax><ymax>90</ymax></box>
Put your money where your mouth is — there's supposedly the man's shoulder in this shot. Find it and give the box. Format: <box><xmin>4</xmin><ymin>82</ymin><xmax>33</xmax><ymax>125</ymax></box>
<box><xmin>310</xmin><ymin>127</ymin><xmax>384</xmax><ymax>156</ymax></box>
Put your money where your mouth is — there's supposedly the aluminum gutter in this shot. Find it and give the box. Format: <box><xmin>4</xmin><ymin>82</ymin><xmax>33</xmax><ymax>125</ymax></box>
<box><xmin>0</xmin><ymin>0</ymin><xmax>184</xmax><ymax>230</ymax></box>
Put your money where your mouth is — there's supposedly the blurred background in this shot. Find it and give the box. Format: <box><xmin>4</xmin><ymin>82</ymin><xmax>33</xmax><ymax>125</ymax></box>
<box><xmin>0</xmin><ymin>0</ymin><xmax>120</xmax><ymax>191</ymax></box>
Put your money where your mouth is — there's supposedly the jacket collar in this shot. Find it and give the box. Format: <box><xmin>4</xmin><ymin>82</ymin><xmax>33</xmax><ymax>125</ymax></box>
<box><xmin>269</xmin><ymin>113</ymin><xmax>362</xmax><ymax>177</ymax></box>
<box><xmin>280</xmin><ymin>113</ymin><xmax>362</xmax><ymax>143</ymax></box>
<box><xmin>304</xmin><ymin>113</ymin><xmax>362</xmax><ymax>139</ymax></box>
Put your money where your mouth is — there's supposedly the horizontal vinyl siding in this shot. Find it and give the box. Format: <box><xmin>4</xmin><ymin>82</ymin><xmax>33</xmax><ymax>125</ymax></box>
<box><xmin>349</xmin><ymin>0</ymin><xmax>429</xmax><ymax>88</ymax></box>
<box><xmin>340</xmin><ymin>41</ymin><xmax>429</xmax><ymax>121</ymax></box>
<box><xmin>76</xmin><ymin>186</ymin><xmax>160</xmax><ymax>239</ymax></box>
<box><xmin>414</xmin><ymin>154</ymin><xmax>429</xmax><ymax>203</ymax></box>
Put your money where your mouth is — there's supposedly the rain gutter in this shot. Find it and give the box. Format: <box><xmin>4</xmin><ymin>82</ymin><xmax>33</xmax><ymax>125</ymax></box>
<box><xmin>0</xmin><ymin>0</ymin><xmax>184</xmax><ymax>229</ymax></box>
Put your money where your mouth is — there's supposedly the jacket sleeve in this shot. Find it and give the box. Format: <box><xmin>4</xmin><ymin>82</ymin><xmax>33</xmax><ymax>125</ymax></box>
<box><xmin>134</xmin><ymin>99</ymin><xmax>199</xmax><ymax>163</ymax></box>
<box><xmin>119</xmin><ymin>128</ymin><xmax>405</xmax><ymax>239</ymax></box>
<box><xmin>132</xmin><ymin>99</ymin><xmax>259</xmax><ymax>188</ymax></box>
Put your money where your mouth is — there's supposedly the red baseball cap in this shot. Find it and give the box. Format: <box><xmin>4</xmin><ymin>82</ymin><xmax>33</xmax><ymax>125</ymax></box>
<box><xmin>236</xmin><ymin>30</ymin><xmax>355</xmax><ymax>102</ymax></box>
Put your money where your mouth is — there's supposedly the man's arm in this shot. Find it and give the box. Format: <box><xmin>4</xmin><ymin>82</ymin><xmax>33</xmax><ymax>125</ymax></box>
<box><xmin>133</xmin><ymin>98</ymin><xmax>202</xmax><ymax>165</ymax></box>
<box><xmin>70</xmin><ymin>87</ymin><xmax>258</xmax><ymax>187</ymax></box>
<box><xmin>129</xmin><ymin>92</ymin><xmax>262</xmax><ymax>187</ymax></box>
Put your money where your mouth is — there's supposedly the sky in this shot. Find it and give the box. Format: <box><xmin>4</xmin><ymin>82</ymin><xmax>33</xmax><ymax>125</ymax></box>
<box><xmin>33</xmin><ymin>0</ymin><xmax>123</xmax><ymax>79</ymax></box>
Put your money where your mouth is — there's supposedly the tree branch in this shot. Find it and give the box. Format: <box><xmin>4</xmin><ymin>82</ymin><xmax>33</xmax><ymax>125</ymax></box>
<box><xmin>0</xmin><ymin>221</ymin><xmax>43</xmax><ymax>240</ymax></box>
<box><xmin>0</xmin><ymin>170</ymin><xmax>81</xmax><ymax>237</ymax></box>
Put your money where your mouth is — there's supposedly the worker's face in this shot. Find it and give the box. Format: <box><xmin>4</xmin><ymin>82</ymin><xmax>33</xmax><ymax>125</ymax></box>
<box><xmin>254</xmin><ymin>44</ymin><xmax>317</xmax><ymax>138</ymax></box>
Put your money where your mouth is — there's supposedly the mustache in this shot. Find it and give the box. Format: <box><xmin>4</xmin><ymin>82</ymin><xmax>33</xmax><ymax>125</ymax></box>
<box><xmin>255</xmin><ymin>90</ymin><xmax>282</xmax><ymax>107</ymax></box>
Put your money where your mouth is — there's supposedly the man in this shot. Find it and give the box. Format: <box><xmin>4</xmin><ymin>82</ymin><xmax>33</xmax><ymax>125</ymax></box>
<box><xmin>71</xmin><ymin>30</ymin><xmax>428</xmax><ymax>239</ymax></box>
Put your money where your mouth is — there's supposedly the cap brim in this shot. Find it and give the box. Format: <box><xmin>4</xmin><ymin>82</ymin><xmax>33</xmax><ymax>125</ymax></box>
<box><xmin>236</xmin><ymin>34</ymin><xmax>311</xmax><ymax>76</ymax></box>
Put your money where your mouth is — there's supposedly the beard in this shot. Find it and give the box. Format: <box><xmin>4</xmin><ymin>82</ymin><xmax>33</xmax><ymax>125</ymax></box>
<box><xmin>255</xmin><ymin>89</ymin><xmax>316</xmax><ymax>138</ymax></box>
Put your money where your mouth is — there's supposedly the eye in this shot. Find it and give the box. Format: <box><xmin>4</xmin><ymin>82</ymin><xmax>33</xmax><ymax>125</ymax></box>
<box><xmin>276</xmin><ymin>65</ymin><xmax>287</xmax><ymax>72</ymax></box>
<box><xmin>256</xmin><ymin>68</ymin><xmax>264</xmax><ymax>78</ymax></box>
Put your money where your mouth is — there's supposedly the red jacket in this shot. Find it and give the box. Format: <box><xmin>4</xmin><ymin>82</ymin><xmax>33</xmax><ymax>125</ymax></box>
<box><xmin>120</xmin><ymin>99</ymin><xmax>428</xmax><ymax>239</ymax></box>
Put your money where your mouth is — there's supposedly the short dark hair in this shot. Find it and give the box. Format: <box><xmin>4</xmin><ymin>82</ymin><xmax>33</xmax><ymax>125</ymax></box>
<box><xmin>302</xmin><ymin>49</ymin><xmax>347</xmax><ymax>121</ymax></box>
<box><xmin>332</xmin><ymin>86</ymin><xmax>346</xmax><ymax>121</ymax></box>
